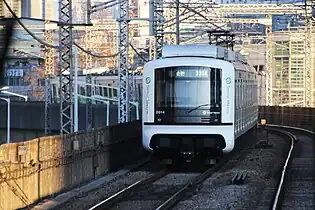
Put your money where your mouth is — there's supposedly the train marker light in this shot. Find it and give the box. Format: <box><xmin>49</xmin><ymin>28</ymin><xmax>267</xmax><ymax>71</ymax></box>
<box><xmin>256</xmin><ymin>118</ymin><xmax>272</xmax><ymax>149</ymax></box>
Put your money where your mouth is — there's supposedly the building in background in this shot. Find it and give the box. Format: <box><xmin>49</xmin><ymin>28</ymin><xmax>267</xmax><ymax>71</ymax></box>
<box><xmin>219</xmin><ymin>0</ymin><xmax>305</xmax><ymax>32</ymax></box>
<box><xmin>0</xmin><ymin>0</ymin><xmax>21</xmax><ymax>17</ymax></box>
<box><xmin>20</xmin><ymin>0</ymin><xmax>58</xmax><ymax>20</ymax></box>
<box><xmin>0</xmin><ymin>18</ymin><xmax>52</xmax><ymax>101</ymax></box>
<box><xmin>21</xmin><ymin>0</ymin><xmax>43</xmax><ymax>19</ymax></box>
<box><xmin>271</xmin><ymin>29</ymin><xmax>315</xmax><ymax>107</ymax></box>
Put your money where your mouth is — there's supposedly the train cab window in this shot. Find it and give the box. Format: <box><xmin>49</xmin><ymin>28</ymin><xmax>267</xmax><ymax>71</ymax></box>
<box><xmin>154</xmin><ymin>66</ymin><xmax>222</xmax><ymax>124</ymax></box>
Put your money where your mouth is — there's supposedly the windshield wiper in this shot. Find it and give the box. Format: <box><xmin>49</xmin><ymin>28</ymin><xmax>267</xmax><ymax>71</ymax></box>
<box><xmin>187</xmin><ymin>103</ymin><xmax>211</xmax><ymax>113</ymax></box>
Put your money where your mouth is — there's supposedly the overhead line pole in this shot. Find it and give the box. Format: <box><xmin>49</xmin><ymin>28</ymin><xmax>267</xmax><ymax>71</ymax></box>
<box><xmin>44</xmin><ymin>21</ymin><xmax>54</xmax><ymax>135</ymax></box>
<box><xmin>176</xmin><ymin>0</ymin><xmax>180</xmax><ymax>44</ymax></box>
<box><xmin>117</xmin><ymin>0</ymin><xmax>130</xmax><ymax>123</ymax></box>
<box><xmin>58</xmin><ymin>0</ymin><xmax>74</xmax><ymax>135</ymax></box>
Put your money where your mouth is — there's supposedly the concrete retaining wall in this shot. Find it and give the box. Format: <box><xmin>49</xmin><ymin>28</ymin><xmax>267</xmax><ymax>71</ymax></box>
<box><xmin>0</xmin><ymin>129</ymin><xmax>57</xmax><ymax>144</ymax></box>
<box><xmin>0</xmin><ymin>120</ymin><xmax>143</xmax><ymax>210</ymax></box>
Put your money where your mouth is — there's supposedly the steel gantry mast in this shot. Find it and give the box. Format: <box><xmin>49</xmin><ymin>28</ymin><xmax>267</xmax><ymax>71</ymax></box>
<box><xmin>85</xmin><ymin>28</ymin><xmax>93</xmax><ymax>130</ymax></box>
<box><xmin>151</xmin><ymin>0</ymin><xmax>164</xmax><ymax>58</ymax></box>
<box><xmin>154</xmin><ymin>2</ymin><xmax>308</xmax><ymax>106</ymax></box>
<box><xmin>265</xmin><ymin>15</ymin><xmax>273</xmax><ymax>106</ymax></box>
<box><xmin>304</xmin><ymin>0</ymin><xmax>314</xmax><ymax>107</ymax></box>
<box><xmin>118</xmin><ymin>0</ymin><xmax>130</xmax><ymax>123</ymax></box>
<box><xmin>59</xmin><ymin>0</ymin><xmax>74</xmax><ymax>135</ymax></box>
<box><xmin>44</xmin><ymin>21</ymin><xmax>55</xmax><ymax>135</ymax></box>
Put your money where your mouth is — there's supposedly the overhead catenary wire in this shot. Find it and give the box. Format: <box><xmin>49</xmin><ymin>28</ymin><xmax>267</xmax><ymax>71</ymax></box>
<box><xmin>3</xmin><ymin>0</ymin><xmax>59</xmax><ymax>49</ymax></box>
<box><xmin>3</xmin><ymin>0</ymin><xmax>151</xmax><ymax>63</ymax></box>
<box><xmin>3</xmin><ymin>0</ymin><xmax>121</xmax><ymax>58</ymax></box>
<box><xmin>129</xmin><ymin>42</ymin><xmax>148</xmax><ymax>62</ymax></box>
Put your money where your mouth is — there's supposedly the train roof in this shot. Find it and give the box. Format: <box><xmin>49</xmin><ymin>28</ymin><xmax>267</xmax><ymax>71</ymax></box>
<box><xmin>161</xmin><ymin>45</ymin><xmax>247</xmax><ymax>64</ymax></box>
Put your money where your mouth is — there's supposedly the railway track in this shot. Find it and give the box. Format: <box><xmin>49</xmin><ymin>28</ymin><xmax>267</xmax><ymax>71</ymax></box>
<box><xmin>88</xmin><ymin>129</ymin><xmax>255</xmax><ymax>210</ymax></box>
<box><xmin>88</xmin><ymin>168</ymin><xmax>171</xmax><ymax>210</ymax></box>
<box><xmin>155</xmin><ymin>154</ymin><xmax>235</xmax><ymax>210</ymax></box>
<box><xmin>268</xmin><ymin>125</ymin><xmax>315</xmax><ymax>210</ymax></box>
<box><xmin>87</xmin><ymin>125</ymin><xmax>315</xmax><ymax>210</ymax></box>
<box><xmin>88</xmin><ymin>165</ymin><xmax>229</xmax><ymax>210</ymax></box>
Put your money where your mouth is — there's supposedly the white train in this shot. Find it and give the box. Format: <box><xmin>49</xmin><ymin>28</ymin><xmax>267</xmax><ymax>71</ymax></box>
<box><xmin>142</xmin><ymin>45</ymin><xmax>258</xmax><ymax>162</ymax></box>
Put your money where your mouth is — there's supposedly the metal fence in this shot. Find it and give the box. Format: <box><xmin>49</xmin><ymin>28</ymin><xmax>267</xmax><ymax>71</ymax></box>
<box><xmin>0</xmin><ymin>120</ymin><xmax>142</xmax><ymax>210</ymax></box>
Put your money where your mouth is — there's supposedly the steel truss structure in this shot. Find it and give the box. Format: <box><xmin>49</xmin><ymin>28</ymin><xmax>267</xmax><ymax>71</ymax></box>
<box><xmin>44</xmin><ymin>21</ymin><xmax>55</xmax><ymax>135</ymax></box>
<box><xmin>151</xmin><ymin>0</ymin><xmax>164</xmax><ymax>58</ymax></box>
<box><xmin>85</xmin><ymin>28</ymin><xmax>93</xmax><ymax>130</ymax></box>
<box><xmin>265</xmin><ymin>18</ymin><xmax>273</xmax><ymax>106</ymax></box>
<box><xmin>152</xmin><ymin>1</ymin><xmax>310</xmax><ymax>106</ymax></box>
<box><xmin>129</xmin><ymin>29</ymin><xmax>135</xmax><ymax>103</ymax></box>
<box><xmin>304</xmin><ymin>1</ymin><xmax>314</xmax><ymax>107</ymax></box>
<box><xmin>59</xmin><ymin>0</ymin><xmax>74</xmax><ymax>135</ymax></box>
<box><xmin>118</xmin><ymin>0</ymin><xmax>130</xmax><ymax>123</ymax></box>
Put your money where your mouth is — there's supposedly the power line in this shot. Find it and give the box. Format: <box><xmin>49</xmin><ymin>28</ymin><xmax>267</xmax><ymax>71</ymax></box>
<box><xmin>3</xmin><ymin>0</ymin><xmax>59</xmax><ymax>49</ymax></box>
<box><xmin>4</xmin><ymin>0</ymin><xmax>150</xmax><ymax>62</ymax></box>
<box><xmin>74</xmin><ymin>43</ymin><xmax>119</xmax><ymax>58</ymax></box>
<box><xmin>129</xmin><ymin>42</ymin><xmax>148</xmax><ymax>62</ymax></box>
<box><xmin>3</xmin><ymin>0</ymin><xmax>120</xmax><ymax>58</ymax></box>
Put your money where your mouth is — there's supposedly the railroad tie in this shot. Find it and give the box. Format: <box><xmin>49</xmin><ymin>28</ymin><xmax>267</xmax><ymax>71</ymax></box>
<box><xmin>231</xmin><ymin>172</ymin><xmax>248</xmax><ymax>185</ymax></box>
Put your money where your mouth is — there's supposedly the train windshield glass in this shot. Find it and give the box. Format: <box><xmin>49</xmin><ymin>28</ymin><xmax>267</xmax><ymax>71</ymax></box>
<box><xmin>154</xmin><ymin>66</ymin><xmax>222</xmax><ymax>125</ymax></box>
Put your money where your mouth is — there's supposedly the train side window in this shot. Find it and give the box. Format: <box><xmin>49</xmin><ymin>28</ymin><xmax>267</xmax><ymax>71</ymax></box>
<box><xmin>104</xmin><ymin>87</ymin><xmax>108</xmax><ymax>97</ymax></box>
<box><xmin>240</xmin><ymin>79</ymin><xmax>243</xmax><ymax>107</ymax></box>
<box><xmin>80</xmin><ymin>87</ymin><xmax>85</xmax><ymax>95</ymax></box>
<box><xmin>113</xmin><ymin>88</ymin><xmax>117</xmax><ymax>98</ymax></box>
<box><xmin>238</xmin><ymin>80</ymin><xmax>240</xmax><ymax>109</ymax></box>
<box><xmin>95</xmin><ymin>86</ymin><xmax>99</xmax><ymax>95</ymax></box>
<box><xmin>236</xmin><ymin>80</ymin><xmax>238</xmax><ymax>109</ymax></box>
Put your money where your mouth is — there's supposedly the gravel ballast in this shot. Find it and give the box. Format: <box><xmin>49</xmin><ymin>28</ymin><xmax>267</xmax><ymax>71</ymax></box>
<box><xmin>52</xmin><ymin>131</ymin><xmax>289</xmax><ymax>210</ymax></box>
<box><xmin>54</xmin><ymin>160</ymin><xmax>164</xmax><ymax>210</ymax></box>
<box><xmin>173</xmin><ymin>133</ymin><xmax>289</xmax><ymax>210</ymax></box>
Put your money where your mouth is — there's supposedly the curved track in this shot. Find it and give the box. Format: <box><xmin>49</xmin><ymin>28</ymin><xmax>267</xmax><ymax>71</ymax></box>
<box><xmin>89</xmin><ymin>129</ymin><xmax>257</xmax><ymax>210</ymax></box>
<box><xmin>86</xmin><ymin>125</ymin><xmax>315</xmax><ymax>210</ymax></box>
<box><xmin>268</xmin><ymin>125</ymin><xmax>315</xmax><ymax>210</ymax></box>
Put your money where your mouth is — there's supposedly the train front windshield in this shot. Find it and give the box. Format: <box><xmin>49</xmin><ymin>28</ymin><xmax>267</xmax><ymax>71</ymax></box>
<box><xmin>154</xmin><ymin>66</ymin><xmax>222</xmax><ymax>125</ymax></box>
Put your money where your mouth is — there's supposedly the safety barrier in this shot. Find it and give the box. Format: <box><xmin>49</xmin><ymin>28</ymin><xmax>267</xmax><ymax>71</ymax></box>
<box><xmin>259</xmin><ymin>106</ymin><xmax>315</xmax><ymax>132</ymax></box>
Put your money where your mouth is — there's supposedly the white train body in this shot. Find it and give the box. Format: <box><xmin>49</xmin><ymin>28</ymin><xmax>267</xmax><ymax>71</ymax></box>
<box><xmin>142</xmin><ymin>45</ymin><xmax>258</xmax><ymax>158</ymax></box>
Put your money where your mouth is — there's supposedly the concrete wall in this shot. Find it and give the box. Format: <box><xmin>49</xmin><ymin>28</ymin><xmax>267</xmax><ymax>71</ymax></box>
<box><xmin>0</xmin><ymin>128</ymin><xmax>57</xmax><ymax>144</ymax></box>
<box><xmin>0</xmin><ymin>120</ymin><xmax>144</xmax><ymax>210</ymax></box>
<box><xmin>0</xmin><ymin>102</ymin><xmax>140</xmax><ymax>131</ymax></box>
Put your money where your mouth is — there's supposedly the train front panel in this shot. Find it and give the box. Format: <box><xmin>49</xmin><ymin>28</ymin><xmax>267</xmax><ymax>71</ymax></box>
<box><xmin>142</xmin><ymin>57</ymin><xmax>235</xmax><ymax>157</ymax></box>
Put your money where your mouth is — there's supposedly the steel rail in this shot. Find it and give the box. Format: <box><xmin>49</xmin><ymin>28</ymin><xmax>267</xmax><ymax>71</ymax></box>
<box><xmin>155</xmin><ymin>154</ymin><xmax>233</xmax><ymax>210</ymax></box>
<box><xmin>88</xmin><ymin>168</ymin><xmax>170</xmax><ymax>210</ymax></box>
<box><xmin>264</xmin><ymin>124</ymin><xmax>315</xmax><ymax>210</ymax></box>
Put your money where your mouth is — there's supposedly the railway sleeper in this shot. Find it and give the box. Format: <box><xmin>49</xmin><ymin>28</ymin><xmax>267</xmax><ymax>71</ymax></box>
<box><xmin>255</xmin><ymin>140</ymin><xmax>273</xmax><ymax>149</ymax></box>
<box><xmin>231</xmin><ymin>172</ymin><xmax>248</xmax><ymax>185</ymax></box>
